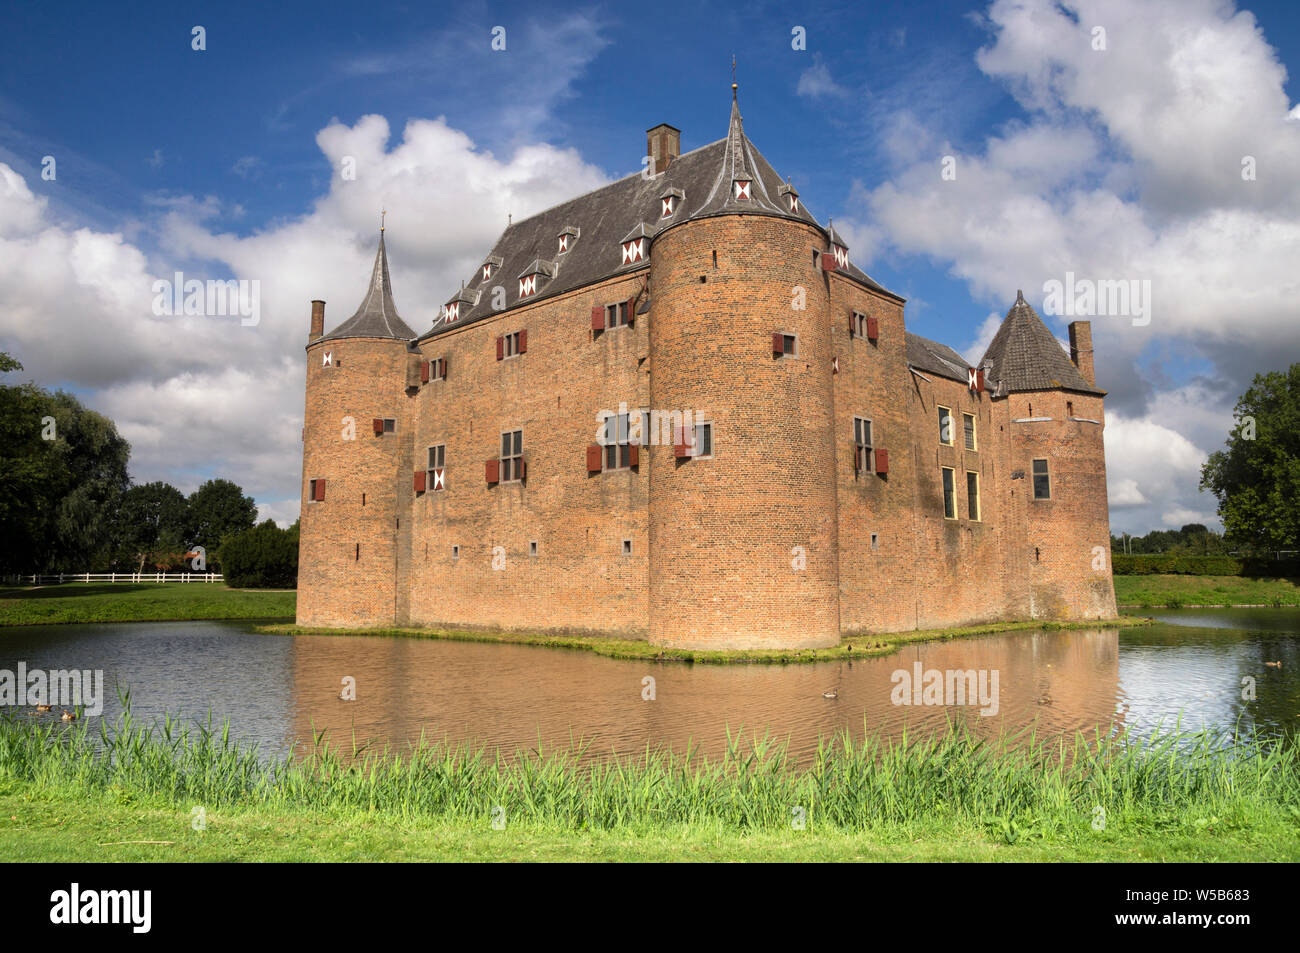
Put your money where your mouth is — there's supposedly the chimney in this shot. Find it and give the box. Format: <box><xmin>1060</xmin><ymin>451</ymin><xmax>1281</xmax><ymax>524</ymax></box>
<box><xmin>646</xmin><ymin>124</ymin><xmax>681</xmax><ymax>174</ymax></box>
<box><xmin>309</xmin><ymin>300</ymin><xmax>325</xmax><ymax>342</ymax></box>
<box><xmin>1068</xmin><ymin>320</ymin><xmax>1094</xmax><ymax>386</ymax></box>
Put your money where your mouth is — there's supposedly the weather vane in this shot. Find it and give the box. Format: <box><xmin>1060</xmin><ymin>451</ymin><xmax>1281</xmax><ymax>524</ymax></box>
<box><xmin>380</xmin><ymin>208</ymin><xmax>386</xmax><ymax>232</ymax></box>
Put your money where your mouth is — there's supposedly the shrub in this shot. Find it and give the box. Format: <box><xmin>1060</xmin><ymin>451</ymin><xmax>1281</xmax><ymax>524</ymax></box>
<box><xmin>1111</xmin><ymin>554</ymin><xmax>1300</xmax><ymax>576</ymax></box>
<box><xmin>217</xmin><ymin>520</ymin><xmax>298</xmax><ymax>589</ymax></box>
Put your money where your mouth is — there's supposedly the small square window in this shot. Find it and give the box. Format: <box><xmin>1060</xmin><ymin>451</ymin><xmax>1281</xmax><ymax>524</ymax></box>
<box><xmin>693</xmin><ymin>421</ymin><xmax>714</xmax><ymax>458</ymax></box>
<box><xmin>780</xmin><ymin>333</ymin><xmax>798</xmax><ymax>357</ymax></box>
<box><xmin>529</xmin><ymin>540</ymin><xmax>538</xmax><ymax>557</ymax></box>
<box><xmin>452</xmin><ymin>545</ymin><xmax>460</xmax><ymax>559</ymax></box>
<box><xmin>622</xmin><ymin>538</ymin><xmax>633</xmax><ymax>555</ymax></box>
<box><xmin>870</xmin><ymin>533</ymin><xmax>879</xmax><ymax>551</ymax></box>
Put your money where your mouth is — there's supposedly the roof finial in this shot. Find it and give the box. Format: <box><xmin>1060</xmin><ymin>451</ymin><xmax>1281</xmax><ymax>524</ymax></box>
<box><xmin>731</xmin><ymin>54</ymin><xmax>738</xmax><ymax>99</ymax></box>
<box><xmin>380</xmin><ymin>208</ymin><xmax>386</xmax><ymax>232</ymax></box>
<box><xmin>508</xmin><ymin>212</ymin><xmax>512</xmax><ymax>226</ymax></box>
<box><xmin>1016</xmin><ymin>288</ymin><xmax>1025</xmax><ymax>303</ymax></box>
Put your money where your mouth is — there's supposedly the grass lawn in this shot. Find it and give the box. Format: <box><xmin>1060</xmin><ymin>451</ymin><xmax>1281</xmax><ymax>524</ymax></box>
<box><xmin>1113</xmin><ymin>574</ymin><xmax>1300</xmax><ymax>608</ymax></box>
<box><xmin>1</xmin><ymin>787</ymin><xmax>1291</xmax><ymax>862</ymax></box>
<box><xmin>0</xmin><ymin>583</ymin><xmax>295</xmax><ymax>626</ymax></box>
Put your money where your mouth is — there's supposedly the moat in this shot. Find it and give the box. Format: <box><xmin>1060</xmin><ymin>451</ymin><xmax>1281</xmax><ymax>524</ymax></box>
<box><xmin>2</xmin><ymin>609</ymin><xmax>1297</xmax><ymax>763</ymax></box>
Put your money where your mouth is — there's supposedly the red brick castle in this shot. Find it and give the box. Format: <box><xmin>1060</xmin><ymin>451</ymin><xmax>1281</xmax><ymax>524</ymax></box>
<box><xmin>296</xmin><ymin>90</ymin><xmax>1117</xmax><ymax>648</ymax></box>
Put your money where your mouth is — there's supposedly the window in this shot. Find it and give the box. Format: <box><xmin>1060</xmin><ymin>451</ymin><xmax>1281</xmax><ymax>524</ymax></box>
<box><xmin>692</xmin><ymin>421</ymin><xmax>714</xmax><ymax>458</ymax></box>
<box><xmin>941</xmin><ymin>467</ymin><xmax>956</xmax><ymax>519</ymax></box>
<box><xmin>963</xmin><ymin>413</ymin><xmax>977</xmax><ymax>451</ymax></box>
<box><xmin>870</xmin><ymin>533</ymin><xmax>880</xmax><ymax>551</ymax></box>
<box><xmin>773</xmin><ymin>332</ymin><xmax>798</xmax><ymax>357</ymax></box>
<box><xmin>605</xmin><ymin>301</ymin><xmax>631</xmax><ymax>328</ymax></box>
<box><xmin>851</xmin><ymin>311</ymin><xmax>867</xmax><ymax>338</ymax></box>
<box><xmin>938</xmin><ymin>407</ymin><xmax>953</xmax><ymax>445</ymax></box>
<box><xmin>1032</xmin><ymin>458</ymin><xmax>1051</xmax><ymax>499</ymax></box>
<box><xmin>501</xmin><ymin>430</ymin><xmax>524</xmax><ymax>482</ymax></box>
<box><xmin>308</xmin><ymin>478</ymin><xmax>325</xmax><ymax>502</ymax></box>
<box><xmin>622</xmin><ymin>538</ymin><xmax>633</xmax><ymax>555</ymax></box>
<box><xmin>1067</xmin><ymin>400</ymin><xmax>1075</xmax><ymax>418</ymax></box>
<box><xmin>853</xmin><ymin>417</ymin><xmax>873</xmax><ymax>474</ymax></box>
<box><xmin>427</xmin><ymin>357</ymin><xmax>446</xmax><ymax>381</ymax></box>
<box><xmin>427</xmin><ymin>444</ymin><xmax>446</xmax><ymax>491</ymax></box>
<box><xmin>661</xmin><ymin>196</ymin><xmax>675</xmax><ymax>217</ymax></box>
<box><xmin>503</xmin><ymin>331</ymin><xmax>524</xmax><ymax>358</ymax></box>
<box><xmin>529</xmin><ymin>540</ymin><xmax>538</xmax><ymax>557</ymax></box>
<box><xmin>966</xmin><ymin>471</ymin><xmax>981</xmax><ymax>521</ymax></box>
<box><xmin>602</xmin><ymin>413</ymin><xmax>637</xmax><ymax>470</ymax></box>
<box><xmin>452</xmin><ymin>544</ymin><xmax>460</xmax><ymax>560</ymax></box>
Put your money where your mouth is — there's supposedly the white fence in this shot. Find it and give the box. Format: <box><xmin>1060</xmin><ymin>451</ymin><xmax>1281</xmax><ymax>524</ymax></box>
<box><xmin>4</xmin><ymin>572</ymin><xmax>224</xmax><ymax>585</ymax></box>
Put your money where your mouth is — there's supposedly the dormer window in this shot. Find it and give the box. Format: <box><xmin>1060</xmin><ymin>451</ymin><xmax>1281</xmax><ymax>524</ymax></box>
<box><xmin>621</xmin><ymin>238</ymin><xmax>645</xmax><ymax>265</ymax></box>
<box><xmin>557</xmin><ymin>226</ymin><xmax>580</xmax><ymax>255</ymax></box>
<box><xmin>519</xmin><ymin>274</ymin><xmax>538</xmax><ymax>297</ymax></box>
<box><xmin>516</xmin><ymin>259</ymin><xmax>555</xmax><ymax>300</ymax></box>
<box><xmin>734</xmin><ymin>180</ymin><xmax>751</xmax><ymax>200</ymax></box>
<box><xmin>659</xmin><ymin>188</ymin><xmax>683</xmax><ymax>219</ymax></box>
<box><xmin>482</xmin><ymin>263</ymin><xmax>494</xmax><ymax>280</ymax></box>
<box><xmin>558</xmin><ymin>234</ymin><xmax>571</xmax><ymax>253</ymax></box>
<box><xmin>322</xmin><ymin>350</ymin><xmax>333</xmax><ymax>367</ymax></box>
<box><xmin>833</xmin><ymin>244</ymin><xmax>848</xmax><ymax>269</ymax></box>
<box><xmin>444</xmin><ymin>301</ymin><xmax>460</xmax><ymax>322</ymax></box>
<box><xmin>779</xmin><ymin>183</ymin><xmax>799</xmax><ymax>213</ymax></box>
<box><xmin>480</xmin><ymin>255</ymin><xmax>503</xmax><ymax>282</ymax></box>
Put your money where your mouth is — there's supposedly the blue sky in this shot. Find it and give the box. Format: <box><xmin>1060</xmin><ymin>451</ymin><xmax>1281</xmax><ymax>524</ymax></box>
<box><xmin>2</xmin><ymin>0</ymin><xmax>1298</xmax><ymax>534</ymax></box>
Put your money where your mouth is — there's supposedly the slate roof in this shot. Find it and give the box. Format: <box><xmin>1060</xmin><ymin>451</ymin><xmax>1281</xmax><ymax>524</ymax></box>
<box><xmin>906</xmin><ymin>332</ymin><xmax>973</xmax><ymax>384</ymax></box>
<box><xmin>980</xmin><ymin>290</ymin><xmax>1105</xmax><ymax>396</ymax></box>
<box><xmin>319</xmin><ymin>233</ymin><xmax>417</xmax><ymax>343</ymax></box>
<box><xmin>418</xmin><ymin>91</ymin><xmax>897</xmax><ymax>342</ymax></box>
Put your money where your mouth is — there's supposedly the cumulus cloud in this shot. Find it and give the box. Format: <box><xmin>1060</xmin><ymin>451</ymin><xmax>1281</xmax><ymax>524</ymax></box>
<box><xmin>797</xmin><ymin>56</ymin><xmax>851</xmax><ymax>99</ymax></box>
<box><xmin>848</xmin><ymin>0</ymin><xmax>1300</xmax><ymax>533</ymax></box>
<box><xmin>0</xmin><ymin>116</ymin><xmax>608</xmax><ymax>525</ymax></box>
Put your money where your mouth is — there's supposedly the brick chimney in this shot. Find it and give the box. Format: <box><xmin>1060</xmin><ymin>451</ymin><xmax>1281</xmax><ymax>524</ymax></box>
<box><xmin>1068</xmin><ymin>320</ymin><xmax>1094</xmax><ymax>385</ymax></box>
<box><xmin>309</xmin><ymin>300</ymin><xmax>325</xmax><ymax>342</ymax></box>
<box><xmin>646</xmin><ymin>124</ymin><xmax>681</xmax><ymax>174</ymax></box>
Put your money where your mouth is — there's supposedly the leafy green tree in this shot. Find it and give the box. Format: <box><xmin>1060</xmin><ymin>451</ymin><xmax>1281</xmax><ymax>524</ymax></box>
<box><xmin>109</xmin><ymin>482</ymin><xmax>190</xmax><ymax>571</ymax></box>
<box><xmin>186</xmin><ymin>479</ymin><xmax>257</xmax><ymax>556</ymax></box>
<box><xmin>1201</xmin><ymin>364</ymin><xmax>1300</xmax><ymax>551</ymax></box>
<box><xmin>218</xmin><ymin>519</ymin><xmax>299</xmax><ymax>588</ymax></box>
<box><xmin>0</xmin><ymin>353</ymin><xmax>130</xmax><ymax>572</ymax></box>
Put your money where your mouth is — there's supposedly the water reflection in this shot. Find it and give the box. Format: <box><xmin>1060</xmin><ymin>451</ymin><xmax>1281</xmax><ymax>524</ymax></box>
<box><xmin>0</xmin><ymin>613</ymin><xmax>1294</xmax><ymax>765</ymax></box>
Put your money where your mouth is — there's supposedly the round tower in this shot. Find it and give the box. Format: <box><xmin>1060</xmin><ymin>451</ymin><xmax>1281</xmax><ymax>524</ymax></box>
<box><xmin>645</xmin><ymin>90</ymin><xmax>841</xmax><ymax>652</ymax></box>
<box><xmin>298</xmin><ymin>231</ymin><xmax>417</xmax><ymax>627</ymax></box>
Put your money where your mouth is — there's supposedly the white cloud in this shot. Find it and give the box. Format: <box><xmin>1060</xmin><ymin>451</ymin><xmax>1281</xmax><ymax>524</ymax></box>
<box><xmin>797</xmin><ymin>57</ymin><xmax>850</xmax><ymax>99</ymax></box>
<box><xmin>0</xmin><ymin>114</ymin><xmax>609</xmax><ymax>525</ymax></box>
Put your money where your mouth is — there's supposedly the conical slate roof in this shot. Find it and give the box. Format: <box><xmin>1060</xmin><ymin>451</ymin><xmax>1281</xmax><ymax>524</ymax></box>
<box><xmin>320</xmin><ymin>233</ymin><xmax>416</xmax><ymax>342</ymax></box>
<box><xmin>980</xmin><ymin>290</ymin><xmax>1103</xmax><ymax>395</ymax></box>
<box><xmin>419</xmin><ymin>89</ymin><xmax>897</xmax><ymax>340</ymax></box>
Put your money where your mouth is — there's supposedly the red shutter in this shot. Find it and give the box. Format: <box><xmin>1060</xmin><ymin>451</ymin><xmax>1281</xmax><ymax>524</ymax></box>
<box><xmin>372</xmin><ymin>418</ymin><xmax>383</xmax><ymax>435</ymax></box>
<box><xmin>674</xmin><ymin>441</ymin><xmax>690</xmax><ymax>459</ymax></box>
<box><xmin>496</xmin><ymin>336</ymin><xmax>504</xmax><ymax>361</ymax></box>
<box><xmin>586</xmin><ymin>444</ymin><xmax>602</xmax><ymax>473</ymax></box>
<box><xmin>875</xmin><ymin>448</ymin><xmax>889</xmax><ymax>475</ymax></box>
<box><xmin>772</xmin><ymin>333</ymin><xmax>784</xmax><ymax>356</ymax></box>
<box><xmin>440</xmin><ymin>357</ymin><xmax>448</xmax><ymax>380</ymax></box>
<box><xmin>867</xmin><ymin>317</ymin><xmax>879</xmax><ymax>341</ymax></box>
<box><xmin>976</xmin><ymin>369</ymin><xmax>985</xmax><ymax>392</ymax></box>
<box><xmin>629</xmin><ymin>444</ymin><xmax>639</xmax><ymax>467</ymax></box>
<box><xmin>414</xmin><ymin>471</ymin><xmax>426</xmax><ymax>493</ymax></box>
<box><xmin>853</xmin><ymin>446</ymin><xmax>861</xmax><ymax>474</ymax></box>
<box><xmin>849</xmin><ymin>313</ymin><xmax>856</xmax><ymax>337</ymax></box>
<box><xmin>821</xmin><ymin>255</ymin><xmax>837</xmax><ymax>271</ymax></box>
<box><xmin>420</xmin><ymin>360</ymin><xmax>430</xmax><ymax>383</ymax></box>
<box><xmin>518</xmin><ymin>329</ymin><xmax>527</xmax><ymax>353</ymax></box>
<box><xmin>315</xmin><ymin>479</ymin><xmax>326</xmax><ymax>502</ymax></box>
<box><xmin>591</xmin><ymin>306</ymin><xmax>604</xmax><ymax>331</ymax></box>
<box><xmin>517</xmin><ymin>458</ymin><xmax>527</xmax><ymax>481</ymax></box>
<box><xmin>626</xmin><ymin>297</ymin><xmax>636</xmax><ymax>327</ymax></box>
<box><xmin>485</xmin><ymin>459</ymin><xmax>499</xmax><ymax>484</ymax></box>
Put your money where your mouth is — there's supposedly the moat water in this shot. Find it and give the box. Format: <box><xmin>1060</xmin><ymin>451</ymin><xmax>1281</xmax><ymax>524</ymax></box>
<box><xmin>2</xmin><ymin>608</ymin><xmax>1297</xmax><ymax>763</ymax></box>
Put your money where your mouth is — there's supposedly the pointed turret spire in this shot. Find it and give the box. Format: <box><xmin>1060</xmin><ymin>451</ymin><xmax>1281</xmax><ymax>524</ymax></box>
<box><xmin>318</xmin><ymin>231</ymin><xmax>416</xmax><ymax>342</ymax></box>
<box><xmin>979</xmin><ymin>290</ymin><xmax>1103</xmax><ymax>395</ymax></box>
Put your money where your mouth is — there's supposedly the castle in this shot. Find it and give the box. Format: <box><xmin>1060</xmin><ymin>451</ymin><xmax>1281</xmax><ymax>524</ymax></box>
<box><xmin>296</xmin><ymin>90</ymin><xmax>1117</xmax><ymax>649</ymax></box>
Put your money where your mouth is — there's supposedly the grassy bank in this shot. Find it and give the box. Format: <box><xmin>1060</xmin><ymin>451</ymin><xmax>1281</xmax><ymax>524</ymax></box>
<box><xmin>259</xmin><ymin>616</ymin><xmax>1152</xmax><ymax>664</ymax></box>
<box><xmin>1</xmin><ymin>707</ymin><xmax>1295</xmax><ymax>862</ymax></box>
<box><xmin>1114</xmin><ymin>574</ymin><xmax>1300</xmax><ymax>608</ymax></box>
<box><xmin>0</xmin><ymin>583</ymin><xmax>295</xmax><ymax>626</ymax></box>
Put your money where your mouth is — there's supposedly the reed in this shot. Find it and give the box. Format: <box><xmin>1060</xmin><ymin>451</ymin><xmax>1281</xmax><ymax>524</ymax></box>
<box><xmin>2</xmin><ymin>698</ymin><xmax>1295</xmax><ymax>836</ymax></box>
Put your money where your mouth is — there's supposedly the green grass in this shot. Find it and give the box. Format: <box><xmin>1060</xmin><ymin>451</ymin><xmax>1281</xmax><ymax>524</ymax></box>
<box><xmin>1114</xmin><ymin>575</ymin><xmax>1300</xmax><ymax>608</ymax></box>
<box><xmin>0</xmin><ymin>583</ymin><xmax>295</xmax><ymax>626</ymax></box>
<box><xmin>1</xmin><ymin>701</ymin><xmax>1296</xmax><ymax>861</ymax></box>
<box><xmin>258</xmin><ymin>616</ymin><xmax>1152</xmax><ymax>664</ymax></box>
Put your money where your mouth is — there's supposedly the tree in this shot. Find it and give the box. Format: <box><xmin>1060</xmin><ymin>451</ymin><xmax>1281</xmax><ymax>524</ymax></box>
<box><xmin>0</xmin><ymin>352</ymin><xmax>131</xmax><ymax>572</ymax></box>
<box><xmin>1200</xmin><ymin>363</ymin><xmax>1300</xmax><ymax>551</ymax></box>
<box><xmin>218</xmin><ymin>519</ymin><xmax>299</xmax><ymax>588</ymax></box>
<box><xmin>109</xmin><ymin>482</ymin><xmax>190</xmax><ymax>571</ymax></box>
<box><xmin>185</xmin><ymin>479</ymin><xmax>258</xmax><ymax>555</ymax></box>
